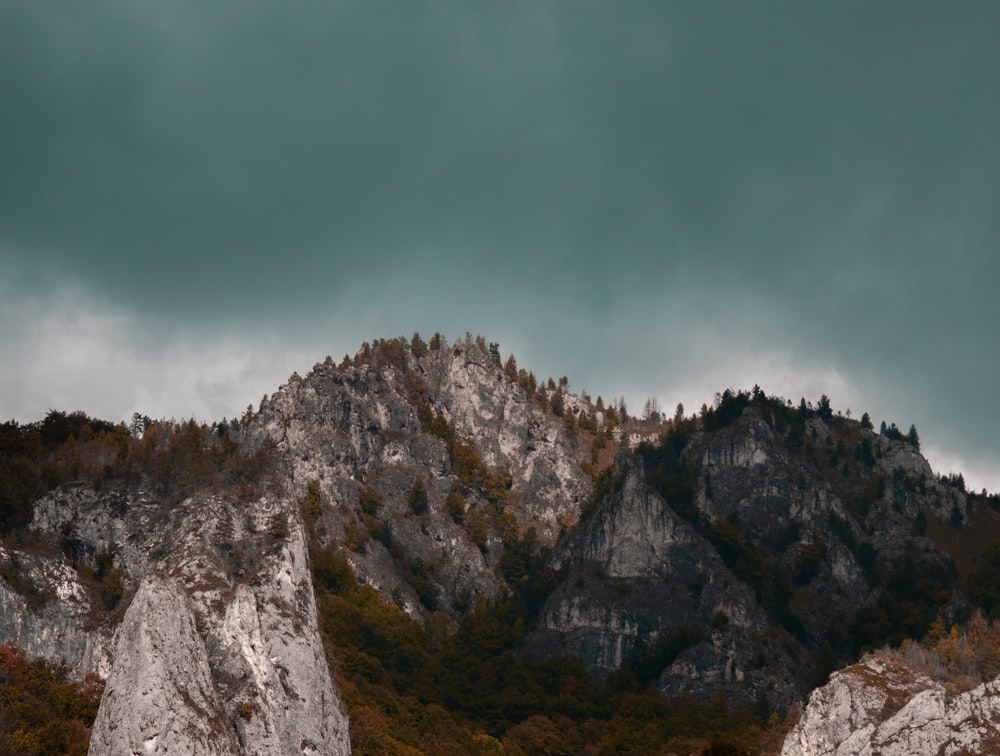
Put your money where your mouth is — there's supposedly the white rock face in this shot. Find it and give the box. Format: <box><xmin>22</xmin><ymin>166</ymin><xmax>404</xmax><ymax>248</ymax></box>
<box><xmin>0</xmin><ymin>543</ymin><xmax>113</xmax><ymax>678</ymax></box>
<box><xmin>88</xmin><ymin>575</ymin><xmax>240</xmax><ymax>755</ymax></box>
<box><xmin>88</xmin><ymin>495</ymin><xmax>351</xmax><ymax>755</ymax></box>
<box><xmin>782</xmin><ymin>654</ymin><xmax>1000</xmax><ymax>755</ymax></box>
<box><xmin>2</xmin><ymin>483</ymin><xmax>352</xmax><ymax>756</ymax></box>
<box><xmin>251</xmin><ymin>338</ymin><xmax>593</xmax><ymax>615</ymax></box>
<box><xmin>426</xmin><ymin>343</ymin><xmax>590</xmax><ymax>532</ymax></box>
<box><xmin>582</xmin><ymin>467</ymin><xmax>704</xmax><ymax>579</ymax></box>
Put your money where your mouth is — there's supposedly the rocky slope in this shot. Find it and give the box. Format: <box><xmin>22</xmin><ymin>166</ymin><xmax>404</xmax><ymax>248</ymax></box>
<box><xmin>529</xmin><ymin>394</ymin><xmax>970</xmax><ymax>710</ymax></box>
<box><xmin>19</xmin><ymin>484</ymin><xmax>351</xmax><ymax>755</ymax></box>
<box><xmin>782</xmin><ymin>653</ymin><xmax>1000</xmax><ymax>755</ymax></box>
<box><xmin>251</xmin><ymin>335</ymin><xmax>591</xmax><ymax>617</ymax></box>
<box><xmin>530</xmin><ymin>448</ymin><xmax>802</xmax><ymax>707</ymax></box>
<box><xmin>0</xmin><ymin>335</ymin><xmax>590</xmax><ymax>753</ymax></box>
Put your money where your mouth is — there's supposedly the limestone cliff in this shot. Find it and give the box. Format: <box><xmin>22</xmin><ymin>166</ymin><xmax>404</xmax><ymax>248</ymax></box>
<box><xmin>251</xmin><ymin>336</ymin><xmax>590</xmax><ymax>617</ymax></box>
<box><xmin>531</xmin><ymin>450</ymin><xmax>801</xmax><ymax>707</ymax></box>
<box><xmin>782</xmin><ymin>654</ymin><xmax>1000</xmax><ymax>755</ymax></box>
<box><xmin>0</xmin><ymin>335</ymin><xmax>588</xmax><ymax>752</ymax></box>
<box><xmin>18</xmin><ymin>485</ymin><xmax>351</xmax><ymax>755</ymax></box>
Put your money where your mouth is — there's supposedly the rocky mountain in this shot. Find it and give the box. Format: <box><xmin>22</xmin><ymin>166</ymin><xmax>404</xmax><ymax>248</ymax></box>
<box><xmin>530</xmin><ymin>394</ymin><xmax>973</xmax><ymax>713</ymax></box>
<box><xmin>1</xmin><ymin>334</ymin><xmax>999</xmax><ymax>753</ymax></box>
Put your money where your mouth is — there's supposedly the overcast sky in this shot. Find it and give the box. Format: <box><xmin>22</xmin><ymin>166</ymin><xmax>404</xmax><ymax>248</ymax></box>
<box><xmin>2</xmin><ymin>2</ymin><xmax>998</xmax><ymax>491</ymax></box>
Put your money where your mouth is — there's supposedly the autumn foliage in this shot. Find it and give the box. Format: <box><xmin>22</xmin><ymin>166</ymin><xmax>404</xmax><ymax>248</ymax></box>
<box><xmin>311</xmin><ymin>548</ymin><xmax>787</xmax><ymax>755</ymax></box>
<box><xmin>0</xmin><ymin>643</ymin><xmax>104</xmax><ymax>756</ymax></box>
<box><xmin>0</xmin><ymin>411</ymin><xmax>276</xmax><ymax>532</ymax></box>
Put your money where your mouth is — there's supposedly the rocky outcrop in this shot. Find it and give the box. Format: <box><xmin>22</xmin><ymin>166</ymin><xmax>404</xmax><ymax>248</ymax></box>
<box><xmin>421</xmin><ymin>343</ymin><xmax>589</xmax><ymax>529</ymax></box>
<box><xmin>11</xmin><ymin>484</ymin><xmax>351</xmax><ymax>755</ymax></box>
<box><xmin>530</xmin><ymin>400</ymin><xmax>974</xmax><ymax>709</ymax></box>
<box><xmin>257</xmin><ymin>339</ymin><xmax>590</xmax><ymax>538</ymax></box>
<box><xmin>531</xmin><ymin>450</ymin><xmax>804</xmax><ymax>708</ymax></box>
<box><xmin>782</xmin><ymin>654</ymin><xmax>1000</xmax><ymax>755</ymax></box>
<box><xmin>252</xmin><ymin>337</ymin><xmax>591</xmax><ymax>616</ymax></box>
<box><xmin>0</xmin><ymin>535</ymin><xmax>112</xmax><ymax>680</ymax></box>
<box><xmin>88</xmin><ymin>575</ymin><xmax>240</xmax><ymax>754</ymax></box>
<box><xmin>1</xmin><ymin>336</ymin><xmax>591</xmax><ymax>752</ymax></box>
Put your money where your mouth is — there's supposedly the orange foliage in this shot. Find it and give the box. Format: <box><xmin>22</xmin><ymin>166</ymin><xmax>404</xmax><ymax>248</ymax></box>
<box><xmin>0</xmin><ymin>643</ymin><xmax>104</xmax><ymax>756</ymax></box>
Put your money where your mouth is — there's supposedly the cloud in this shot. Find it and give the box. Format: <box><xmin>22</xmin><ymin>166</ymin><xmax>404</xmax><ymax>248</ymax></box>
<box><xmin>0</xmin><ymin>276</ymin><xmax>319</xmax><ymax>424</ymax></box>
<box><xmin>1</xmin><ymin>2</ymin><xmax>998</xmax><ymax>494</ymax></box>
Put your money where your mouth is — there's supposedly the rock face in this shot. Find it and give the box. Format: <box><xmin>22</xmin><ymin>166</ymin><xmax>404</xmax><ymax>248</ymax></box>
<box><xmin>88</xmin><ymin>575</ymin><xmax>240</xmax><ymax>754</ymax></box>
<box><xmin>252</xmin><ymin>337</ymin><xmax>590</xmax><ymax>616</ymax></box>
<box><xmin>18</xmin><ymin>484</ymin><xmax>351</xmax><ymax>755</ymax></box>
<box><xmin>530</xmin><ymin>400</ymin><xmax>971</xmax><ymax>709</ymax></box>
<box><xmin>0</xmin><ymin>538</ymin><xmax>113</xmax><ymax>680</ymax></box>
<box><xmin>531</xmin><ymin>451</ymin><xmax>802</xmax><ymax>707</ymax></box>
<box><xmin>0</xmin><ymin>336</ymin><xmax>588</xmax><ymax>752</ymax></box>
<box><xmin>782</xmin><ymin>654</ymin><xmax>1000</xmax><ymax>755</ymax></box>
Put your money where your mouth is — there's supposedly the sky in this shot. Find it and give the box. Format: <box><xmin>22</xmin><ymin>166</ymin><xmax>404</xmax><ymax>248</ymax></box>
<box><xmin>1</xmin><ymin>2</ymin><xmax>998</xmax><ymax>492</ymax></box>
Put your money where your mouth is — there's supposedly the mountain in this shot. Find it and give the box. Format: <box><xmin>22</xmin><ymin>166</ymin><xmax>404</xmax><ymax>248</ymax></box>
<box><xmin>2</xmin><ymin>333</ymin><xmax>999</xmax><ymax>753</ymax></box>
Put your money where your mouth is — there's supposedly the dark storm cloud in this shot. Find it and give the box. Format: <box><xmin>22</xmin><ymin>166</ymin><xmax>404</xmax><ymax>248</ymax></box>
<box><xmin>1</xmin><ymin>1</ymin><xmax>999</xmax><ymax>488</ymax></box>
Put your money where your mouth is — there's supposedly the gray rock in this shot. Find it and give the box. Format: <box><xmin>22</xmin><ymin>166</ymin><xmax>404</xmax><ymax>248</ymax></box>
<box><xmin>782</xmin><ymin>654</ymin><xmax>1000</xmax><ymax>755</ymax></box>
<box><xmin>88</xmin><ymin>574</ymin><xmax>240</xmax><ymax>755</ymax></box>
<box><xmin>5</xmin><ymin>483</ymin><xmax>351</xmax><ymax>755</ymax></box>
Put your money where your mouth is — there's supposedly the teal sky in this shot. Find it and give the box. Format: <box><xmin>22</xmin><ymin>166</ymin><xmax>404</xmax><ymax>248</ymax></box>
<box><xmin>2</xmin><ymin>2</ymin><xmax>998</xmax><ymax>491</ymax></box>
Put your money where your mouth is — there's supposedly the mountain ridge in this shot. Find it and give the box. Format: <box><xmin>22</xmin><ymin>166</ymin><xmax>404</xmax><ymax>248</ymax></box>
<box><xmin>2</xmin><ymin>333</ymin><xmax>999</xmax><ymax>753</ymax></box>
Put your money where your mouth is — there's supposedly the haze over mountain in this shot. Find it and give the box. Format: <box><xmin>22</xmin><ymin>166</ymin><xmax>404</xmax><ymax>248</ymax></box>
<box><xmin>2</xmin><ymin>2</ymin><xmax>998</xmax><ymax>491</ymax></box>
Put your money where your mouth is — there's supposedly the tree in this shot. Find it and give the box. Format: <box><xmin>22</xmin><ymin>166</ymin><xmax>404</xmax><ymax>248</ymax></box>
<box><xmin>549</xmin><ymin>390</ymin><xmax>565</xmax><ymax>417</ymax></box>
<box><xmin>130</xmin><ymin>412</ymin><xmax>145</xmax><ymax>438</ymax></box>
<box><xmin>968</xmin><ymin>544</ymin><xmax>1000</xmax><ymax>618</ymax></box>
<box><xmin>817</xmin><ymin>395</ymin><xmax>833</xmax><ymax>419</ymax></box>
<box><xmin>642</xmin><ymin>397</ymin><xmax>662</xmax><ymax>424</ymax></box>
<box><xmin>861</xmin><ymin>412</ymin><xmax>873</xmax><ymax>430</ymax></box>
<box><xmin>503</xmin><ymin>355</ymin><xmax>518</xmax><ymax>381</ymax></box>
<box><xmin>410</xmin><ymin>332</ymin><xmax>428</xmax><ymax>358</ymax></box>
<box><xmin>445</xmin><ymin>491</ymin><xmax>465</xmax><ymax>523</ymax></box>
<box><xmin>907</xmin><ymin>424</ymin><xmax>921</xmax><ymax>450</ymax></box>
<box><xmin>950</xmin><ymin>503</ymin><xmax>964</xmax><ymax>528</ymax></box>
<box><xmin>0</xmin><ymin>643</ymin><xmax>104</xmax><ymax>755</ymax></box>
<box><xmin>408</xmin><ymin>478</ymin><xmax>429</xmax><ymax>515</ymax></box>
